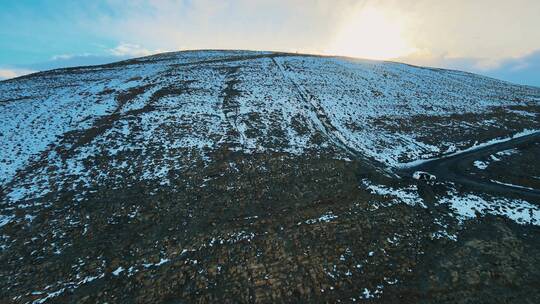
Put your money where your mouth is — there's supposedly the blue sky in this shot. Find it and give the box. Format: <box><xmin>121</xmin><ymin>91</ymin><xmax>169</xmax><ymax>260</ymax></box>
<box><xmin>0</xmin><ymin>1</ymin><xmax>132</xmax><ymax>67</ymax></box>
<box><xmin>1</xmin><ymin>0</ymin><xmax>539</xmax><ymax>87</ymax></box>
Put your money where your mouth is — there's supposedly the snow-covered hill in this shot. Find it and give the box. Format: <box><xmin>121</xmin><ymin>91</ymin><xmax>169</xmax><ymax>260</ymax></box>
<box><xmin>1</xmin><ymin>50</ymin><xmax>539</xmax><ymax>303</ymax></box>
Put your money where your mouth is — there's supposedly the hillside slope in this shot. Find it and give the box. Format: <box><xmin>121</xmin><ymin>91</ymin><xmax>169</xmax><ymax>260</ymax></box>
<box><xmin>1</xmin><ymin>50</ymin><xmax>539</xmax><ymax>303</ymax></box>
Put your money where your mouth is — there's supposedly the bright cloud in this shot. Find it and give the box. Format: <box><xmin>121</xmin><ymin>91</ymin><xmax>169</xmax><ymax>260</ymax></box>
<box><xmin>0</xmin><ymin>68</ymin><xmax>35</xmax><ymax>80</ymax></box>
<box><xmin>108</xmin><ymin>43</ymin><xmax>162</xmax><ymax>57</ymax></box>
<box><xmin>51</xmin><ymin>53</ymin><xmax>93</xmax><ymax>61</ymax></box>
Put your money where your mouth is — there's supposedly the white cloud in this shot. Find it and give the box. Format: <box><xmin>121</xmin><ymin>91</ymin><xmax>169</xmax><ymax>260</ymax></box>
<box><xmin>51</xmin><ymin>53</ymin><xmax>93</xmax><ymax>61</ymax></box>
<box><xmin>5</xmin><ymin>46</ymin><xmax>162</xmax><ymax>76</ymax></box>
<box><xmin>108</xmin><ymin>43</ymin><xmax>162</xmax><ymax>57</ymax></box>
<box><xmin>51</xmin><ymin>54</ymin><xmax>74</xmax><ymax>60</ymax></box>
<box><xmin>85</xmin><ymin>0</ymin><xmax>350</xmax><ymax>55</ymax></box>
<box><xmin>0</xmin><ymin>68</ymin><xmax>35</xmax><ymax>80</ymax></box>
<box><xmin>394</xmin><ymin>48</ymin><xmax>540</xmax><ymax>87</ymax></box>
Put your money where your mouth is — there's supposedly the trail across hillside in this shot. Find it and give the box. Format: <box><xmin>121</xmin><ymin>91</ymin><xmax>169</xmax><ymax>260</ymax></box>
<box><xmin>271</xmin><ymin>57</ymin><xmax>360</xmax><ymax>158</ymax></box>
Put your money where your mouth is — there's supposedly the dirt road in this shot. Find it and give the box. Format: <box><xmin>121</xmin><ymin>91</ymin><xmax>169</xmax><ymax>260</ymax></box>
<box><xmin>399</xmin><ymin>132</ymin><xmax>540</xmax><ymax>201</ymax></box>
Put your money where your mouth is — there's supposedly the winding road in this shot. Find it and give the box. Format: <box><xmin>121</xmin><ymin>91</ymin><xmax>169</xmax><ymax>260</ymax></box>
<box><xmin>398</xmin><ymin>131</ymin><xmax>540</xmax><ymax>201</ymax></box>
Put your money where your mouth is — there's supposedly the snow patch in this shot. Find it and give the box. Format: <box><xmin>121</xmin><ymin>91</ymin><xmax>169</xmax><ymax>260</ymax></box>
<box><xmin>362</xmin><ymin>179</ymin><xmax>425</xmax><ymax>207</ymax></box>
<box><xmin>440</xmin><ymin>192</ymin><xmax>540</xmax><ymax>226</ymax></box>
<box><xmin>473</xmin><ymin>160</ymin><xmax>489</xmax><ymax>170</ymax></box>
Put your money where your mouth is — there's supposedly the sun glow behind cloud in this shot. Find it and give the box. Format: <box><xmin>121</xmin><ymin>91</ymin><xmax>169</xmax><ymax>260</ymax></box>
<box><xmin>327</xmin><ymin>6</ymin><xmax>416</xmax><ymax>60</ymax></box>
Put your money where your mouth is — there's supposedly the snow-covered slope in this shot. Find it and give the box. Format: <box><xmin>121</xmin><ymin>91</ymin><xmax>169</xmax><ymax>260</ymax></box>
<box><xmin>1</xmin><ymin>50</ymin><xmax>538</xmax><ymax>203</ymax></box>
